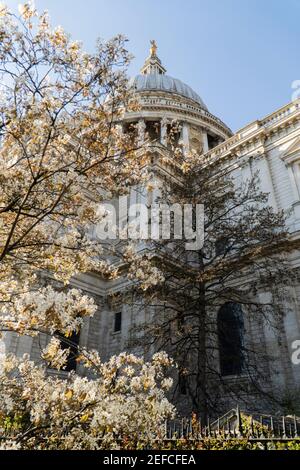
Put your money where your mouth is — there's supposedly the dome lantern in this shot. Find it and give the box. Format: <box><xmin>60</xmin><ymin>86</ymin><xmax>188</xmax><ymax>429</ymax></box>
<box><xmin>127</xmin><ymin>42</ymin><xmax>232</xmax><ymax>141</ymax></box>
<box><xmin>140</xmin><ymin>40</ymin><xmax>167</xmax><ymax>75</ymax></box>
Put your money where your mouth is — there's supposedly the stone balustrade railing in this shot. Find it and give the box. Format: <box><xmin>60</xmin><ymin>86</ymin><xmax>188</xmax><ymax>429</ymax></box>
<box><xmin>204</xmin><ymin>98</ymin><xmax>300</xmax><ymax>160</ymax></box>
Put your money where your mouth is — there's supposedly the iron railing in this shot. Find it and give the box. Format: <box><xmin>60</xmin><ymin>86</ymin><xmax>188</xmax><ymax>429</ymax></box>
<box><xmin>164</xmin><ymin>406</ymin><xmax>300</xmax><ymax>442</ymax></box>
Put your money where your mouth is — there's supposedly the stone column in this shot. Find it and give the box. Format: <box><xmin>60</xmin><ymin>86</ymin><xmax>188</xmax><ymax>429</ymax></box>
<box><xmin>137</xmin><ymin>119</ymin><xmax>146</xmax><ymax>146</ymax></box>
<box><xmin>258</xmin><ymin>154</ymin><xmax>278</xmax><ymax>210</ymax></box>
<box><xmin>180</xmin><ymin>122</ymin><xmax>190</xmax><ymax>154</ymax></box>
<box><xmin>160</xmin><ymin>115</ymin><xmax>168</xmax><ymax>146</ymax></box>
<box><xmin>202</xmin><ymin>130</ymin><xmax>209</xmax><ymax>153</ymax></box>
<box><xmin>181</xmin><ymin>122</ymin><xmax>190</xmax><ymax>153</ymax></box>
<box><xmin>288</xmin><ymin>163</ymin><xmax>300</xmax><ymax>229</ymax></box>
<box><xmin>292</xmin><ymin>162</ymin><xmax>300</xmax><ymax>200</ymax></box>
<box><xmin>113</xmin><ymin>123</ymin><xmax>123</xmax><ymax>160</ymax></box>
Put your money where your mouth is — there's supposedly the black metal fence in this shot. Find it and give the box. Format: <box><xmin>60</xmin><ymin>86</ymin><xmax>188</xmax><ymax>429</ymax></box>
<box><xmin>164</xmin><ymin>406</ymin><xmax>300</xmax><ymax>442</ymax></box>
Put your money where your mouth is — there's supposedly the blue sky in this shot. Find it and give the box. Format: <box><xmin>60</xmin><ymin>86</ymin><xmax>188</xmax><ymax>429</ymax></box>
<box><xmin>5</xmin><ymin>0</ymin><xmax>300</xmax><ymax>131</ymax></box>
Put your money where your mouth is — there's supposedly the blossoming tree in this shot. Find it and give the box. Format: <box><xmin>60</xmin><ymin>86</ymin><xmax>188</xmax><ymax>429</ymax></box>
<box><xmin>0</xmin><ymin>2</ymin><xmax>175</xmax><ymax>449</ymax></box>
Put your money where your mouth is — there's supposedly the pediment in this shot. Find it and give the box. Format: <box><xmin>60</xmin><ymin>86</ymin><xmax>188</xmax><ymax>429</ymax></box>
<box><xmin>281</xmin><ymin>137</ymin><xmax>300</xmax><ymax>164</ymax></box>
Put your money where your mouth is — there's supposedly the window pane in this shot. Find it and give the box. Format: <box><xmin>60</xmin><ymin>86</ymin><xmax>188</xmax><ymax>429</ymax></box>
<box><xmin>114</xmin><ymin>311</ymin><xmax>122</xmax><ymax>332</ymax></box>
<box><xmin>179</xmin><ymin>374</ymin><xmax>187</xmax><ymax>395</ymax></box>
<box><xmin>57</xmin><ymin>330</ymin><xmax>80</xmax><ymax>372</ymax></box>
<box><xmin>217</xmin><ymin>302</ymin><xmax>244</xmax><ymax>376</ymax></box>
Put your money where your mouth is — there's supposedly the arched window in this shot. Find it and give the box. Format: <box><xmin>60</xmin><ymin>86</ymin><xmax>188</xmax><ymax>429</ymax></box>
<box><xmin>217</xmin><ymin>302</ymin><xmax>244</xmax><ymax>376</ymax></box>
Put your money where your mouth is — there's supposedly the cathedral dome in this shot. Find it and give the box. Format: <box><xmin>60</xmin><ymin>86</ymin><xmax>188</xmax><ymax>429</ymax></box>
<box><xmin>129</xmin><ymin>74</ymin><xmax>208</xmax><ymax>110</ymax></box>
<box><xmin>125</xmin><ymin>41</ymin><xmax>232</xmax><ymax>141</ymax></box>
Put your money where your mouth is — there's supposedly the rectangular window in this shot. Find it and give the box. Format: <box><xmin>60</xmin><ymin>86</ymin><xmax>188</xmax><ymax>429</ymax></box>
<box><xmin>114</xmin><ymin>311</ymin><xmax>122</xmax><ymax>332</ymax></box>
<box><xmin>179</xmin><ymin>374</ymin><xmax>187</xmax><ymax>395</ymax></box>
<box><xmin>55</xmin><ymin>330</ymin><xmax>80</xmax><ymax>372</ymax></box>
<box><xmin>215</xmin><ymin>237</ymin><xmax>229</xmax><ymax>256</ymax></box>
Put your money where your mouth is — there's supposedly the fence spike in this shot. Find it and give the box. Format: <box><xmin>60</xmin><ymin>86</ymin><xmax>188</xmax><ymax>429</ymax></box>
<box><xmin>236</xmin><ymin>405</ymin><xmax>242</xmax><ymax>437</ymax></box>
<box><xmin>260</xmin><ymin>415</ymin><xmax>265</xmax><ymax>438</ymax></box>
<box><xmin>270</xmin><ymin>416</ymin><xmax>275</xmax><ymax>437</ymax></box>
<box><xmin>294</xmin><ymin>415</ymin><xmax>298</xmax><ymax>438</ymax></box>
<box><xmin>163</xmin><ymin>412</ymin><xmax>300</xmax><ymax>444</ymax></box>
<box><xmin>250</xmin><ymin>415</ymin><xmax>254</xmax><ymax>437</ymax></box>
<box><xmin>225</xmin><ymin>418</ymin><xmax>229</xmax><ymax>437</ymax></box>
<box><xmin>282</xmin><ymin>416</ymin><xmax>287</xmax><ymax>438</ymax></box>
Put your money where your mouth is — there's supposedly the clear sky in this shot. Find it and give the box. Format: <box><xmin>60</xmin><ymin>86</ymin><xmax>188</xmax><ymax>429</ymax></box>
<box><xmin>4</xmin><ymin>0</ymin><xmax>300</xmax><ymax>131</ymax></box>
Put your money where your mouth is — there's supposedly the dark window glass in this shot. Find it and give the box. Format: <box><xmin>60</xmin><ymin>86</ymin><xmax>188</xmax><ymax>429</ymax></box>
<box><xmin>57</xmin><ymin>330</ymin><xmax>80</xmax><ymax>372</ymax></box>
<box><xmin>177</xmin><ymin>314</ymin><xmax>185</xmax><ymax>332</ymax></box>
<box><xmin>179</xmin><ymin>374</ymin><xmax>187</xmax><ymax>395</ymax></box>
<box><xmin>207</xmin><ymin>133</ymin><xmax>219</xmax><ymax>150</ymax></box>
<box><xmin>215</xmin><ymin>237</ymin><xmax>229</xmax><ymax>256</ymax></box>
<box><xmin>145</xmin><ymin>121</ymin><xmax>160</xmax><ymax>141</ymax></box>
<box><xmin>217</xmin><ymin>302</ymin><xmax>244</xmax><ymax>376</ymax></box>
<box><xmin>114</xmin><ymin>311</ymin><xmax>122</xmax><ymax>332</ymax></box>
<box><xmin>123</xmin><ymin>121</ymin><xmax>137</xmax><ymax>137</ymax></box>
